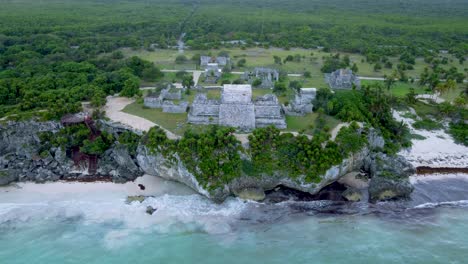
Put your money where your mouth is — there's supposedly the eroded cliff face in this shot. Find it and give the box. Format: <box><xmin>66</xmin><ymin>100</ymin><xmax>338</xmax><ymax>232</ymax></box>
<box><xmin>0</xmin><ymin>120</ymin><xmax>415</xmax><ymax>203</ymax></box>
<box><xmin>0</xmin><ymin>121</ymin><xmax>143</xmax><ymax>185</ymax></box>
<box><xmin>134</xmin><ymin>128</ymin><xmax>413</xmax><ymax>203</ymax></box>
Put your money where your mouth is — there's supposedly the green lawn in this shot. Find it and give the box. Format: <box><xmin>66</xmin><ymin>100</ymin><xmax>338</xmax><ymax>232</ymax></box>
<box><xmin>122</xmin><ymin>102</ymin><xmax>191</xmax><ymax>135</ymax></box>
<box><xmin>361</xmin><ymin>79</ymin><xmax>465</xmax><ymax>102</ymax></box>
<box><xmin>285</xmin><ymin>113</ymin><xmax>340</xmax><ymax>135</ymax></box>
<box><xmin>361</xmin><ymin>80</ymin><xmax>428</xmax><ymax>97</ymax></box>
<box><xmin>120</xmin><ymin>47</ymin><xmax>465</xmax><ymax>80</ymax></box>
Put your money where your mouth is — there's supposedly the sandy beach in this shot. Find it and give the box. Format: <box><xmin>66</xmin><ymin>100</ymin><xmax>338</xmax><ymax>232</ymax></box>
<box><xmin>393</xmin><ymin>110</ymin><xmax>468</xmax><ymax>168</ymax></box>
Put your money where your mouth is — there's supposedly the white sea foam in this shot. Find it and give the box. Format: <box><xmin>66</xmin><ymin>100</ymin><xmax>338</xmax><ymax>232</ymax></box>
<box><xmin>413</xmin><ymin>200</ymin><xmax>468</xmax><ymax>209</ymax></box>
<box><xmin>0</xmin><ymin>175</ymin><xmax>249</xmax><ymax>250</ymax></box>
<box><xmin>410</xmin><ymin>173</ymin><xmax>468</xmax><ymax>184</ymax></box>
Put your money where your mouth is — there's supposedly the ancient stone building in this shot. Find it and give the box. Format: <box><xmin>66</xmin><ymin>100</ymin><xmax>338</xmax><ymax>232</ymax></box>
<box><xmin>243</xmin><ymin>67</ymin><xmax>279</xmax><ymax>88</ymax></box>
<box><xmin>254</xmin><ymin>94</ymin><xmax>287</xmax><ymax>129</ymax></box>
<box><xmin>203</xmin><ymin>63</ymin><xmax>222</xmax><ymax>84</ymax></box>
<box><xmin>162</xmin><ymin>101</ymin><xmax>189</xmax><ymax>114</ymax></box>
<box><xmin>144</xmin><ymin>87</ymin><xmax>187</xmax><ymax>113</ymax></box>
<box><xmin>325</xmin><ymin>69</ymin><xmax>361</xmax><ymax>90</ymax></box>
<box><xmin>187</xmin><ymin>84</ymin><xmax>286</xmax><ymax>131</ymax></box>
<box><xmin>219</xmin><ymin>85</ymin><xmax>256</xmax><ymax>130</ymax></box>
<box><xmin>200</xmin><ymin>56</ymin><xmax>230</xmax><ymax>67</ymax></box>
<box><xmin>283</xmin><ymin>88</ymin><xmax>316</xmax><ymax>116</ymax></box>
<box><xmin>187</xmin><ymin>94</ymin><xmax>220</xmax><ymax>125</ymax></box>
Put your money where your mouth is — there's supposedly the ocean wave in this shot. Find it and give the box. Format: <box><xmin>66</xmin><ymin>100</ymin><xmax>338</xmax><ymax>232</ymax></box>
<box><xmin>0</xmin><ymin>194</ymin><xmax>249</xmax><ymax>234</ymax></box>
<box><xmin>413</xmin><ymin>200</ymin><xmax>468</xmax><ymax>209</ymax></box>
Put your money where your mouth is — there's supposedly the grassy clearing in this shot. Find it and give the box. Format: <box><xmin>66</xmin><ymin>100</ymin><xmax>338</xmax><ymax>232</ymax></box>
<box><xmin>361</xmin><ymin>80</ymin><xmax>428</xmax><ymax>97</ymax></box>
<box><xmin>121</xmin><ymin>47</ymin><xmax>465</xmax><ymax>80</ymax></box>
<box><xmin>122</xmin><ymin>102</ymin><xmax>190</xmax><ymax>135</ymax></box>
<box><xmin>412</xmin><ymin>101</ymin><xmax>440</xmax><ymax>118</ymax></box>
<box><xmin>285</xmin><ymin>113</ymin><xmax>340</xmax><ymax>135</ymax></box>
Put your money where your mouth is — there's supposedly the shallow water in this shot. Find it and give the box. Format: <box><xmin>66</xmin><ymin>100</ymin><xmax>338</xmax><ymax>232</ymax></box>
<box><xmin>1</xmin><ymin>175</ymin><xmax>468</xmax><ymax>264</ymax></box>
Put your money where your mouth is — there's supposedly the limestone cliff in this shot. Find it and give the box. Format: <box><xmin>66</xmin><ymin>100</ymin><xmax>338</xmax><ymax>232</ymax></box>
<box><xmin>0</xmin><ymin>120</ymin><xmax>414</xmax><ymax>203</ymax></box>
<box><xmin>0</xmin><ymin>121</ymin><xmax>143</xmax><ymax>184</ymax></box>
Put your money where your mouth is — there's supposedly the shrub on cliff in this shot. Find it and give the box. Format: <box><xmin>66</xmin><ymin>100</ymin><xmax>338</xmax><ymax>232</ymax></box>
<box><xmin>177</xmin><ymin>126</ymin><xmax>242</xmax><ymax>189</ymax></box>
<box><xmin>248</xmin><ymin>125</ymin><xmax>364</xmax><ymax>183</ymax></box>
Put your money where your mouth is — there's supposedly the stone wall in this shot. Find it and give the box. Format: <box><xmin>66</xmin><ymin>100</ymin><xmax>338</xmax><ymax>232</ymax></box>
<box><xmin>219</xmin><ymin>103</ymin><xmax>256</xmax><ymax>131</ymax></box>
<box><xmin>187</xmin><ymin>94</ymin><xmax>220</xmax><ymax>125</ymax></box>
<box><xmin>144</xmin><ymin>97</ymin><xmax>163</xmax><ymax>108</ymax></box>
<box><xmin>162</xmin><ymin>101</ymin><xmax>188</xmax><ymax>113</ymax></box>
<box><xmin>325</xmin><ymin>69</ymin><xmax>361</xmax><ymax>89</ymax></box>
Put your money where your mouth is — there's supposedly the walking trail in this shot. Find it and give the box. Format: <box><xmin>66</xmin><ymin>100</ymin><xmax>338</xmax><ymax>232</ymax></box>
<box><xmin>104</xmin><ymin>96</ymin><xmax>180</xmax><ymax>140</ymax></box>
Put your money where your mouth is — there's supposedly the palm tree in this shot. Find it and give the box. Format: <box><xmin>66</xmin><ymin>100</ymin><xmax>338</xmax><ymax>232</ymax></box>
<box><xmin>384</xmin><ymin>70</ymin><xmax>398</xmax><ymax>91</ymax></box>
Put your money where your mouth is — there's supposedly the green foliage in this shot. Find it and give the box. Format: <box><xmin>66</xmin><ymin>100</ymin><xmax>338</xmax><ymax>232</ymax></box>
<box><xmin>335</xmin><ymin>122</ymin><xmax>367</xmax><ymax>155</ymax></box>
<box><xmin>321</xmin><ymin>54</ymin><xmax>347</xmax><ymax>73</ymax></box>
<box><xmin>118</xmin><ymin>131</ymin><xmax>141</xmax><ymax>155</ymax></box>
<box><xmin>289</xmin><ymin>80</ymin><xmax>302</xmax><ymax>92</ymax></box>
<box><xmin>177</xmin><ymin>126</ymin><xmax>242</xmax><ymax>189</ymax></box>
<box><xmin>252</xmin><ymin>78</ymin><xmax>262</xmax><ymax>87</ymax></box>
<box><xmin>412</xmin><ymin>119</ymin><xmax>443</xmax><ymax>131</ymax></box>
<box><xmin>448</xmin><ymin>122</ymin><xmax>468</xmax><ymax>146</ymax></box>
<box><xmin>237</xmin><ymin>58</ymin><xmax>247</xmax><ymax>67</ymax></box>
<box><xmin>80</xmin><ymin>136</ymin><xmax>111</xmax><ymax>155</ymax></box>
<box><xmin>273</xmin><ymin>82</ymin><xmax>287</xmax><ymax>94</ymax></box>
<box><xmin>175</xmin><ymin>55</ymin><xmax>188</xmax><ymax>64</ymax></box>
<box><xmin>248</xmin><ymin>125</ymin><xmax>364</xmax><ymax>183</ymax></box>
<box><xmin>182</xmin><ymin>75</ymin><xmax>194</xmax><ymax>88</ymax></box>
<box><xmin>120</xmin><ymin>76</ymin><xmax>141</xmax><ymax>97</ymax></box>
<box><xmin>45</xmin><ymin>124</ymin><xmax>113</xmax><ymax>156</ymax></box>
<box><xmin>315</xmin><ymin>86</ymin><xmax>411</xmax><ymax>154</ymax></box>
<box><xmin>143</xmin><ymin>126</ymin><xmax>171</xmax><ymax>154</ymax></box>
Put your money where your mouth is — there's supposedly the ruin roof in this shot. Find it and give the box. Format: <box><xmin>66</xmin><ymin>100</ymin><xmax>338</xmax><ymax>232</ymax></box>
<box><xmin>300</xmin><ymin>88</ymin><xmax>317</xmax><ymax>94</ymax></box>
<box><xmin>222</xmin><ymin>84</ymin><xmax>252</xmax><ymax>104</ymax></box>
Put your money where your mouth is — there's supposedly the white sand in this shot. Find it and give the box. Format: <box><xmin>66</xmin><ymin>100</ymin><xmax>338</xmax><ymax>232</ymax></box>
<box><xmin>0</xmin><ymin>175</ymin><xmax>194</xmax><ymax>204</ymax></box>
<box><xmin>394</xmin><ymin>110</ymin><xmax>468</xmax><ymax>167</ymax></box>
<box><xmin>104</xmin><ymin>96</ymin><xmax>179</xmax><ymax>139</ymax></box>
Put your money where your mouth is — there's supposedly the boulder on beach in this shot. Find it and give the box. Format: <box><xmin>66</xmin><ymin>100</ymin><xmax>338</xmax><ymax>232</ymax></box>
<box><xmin>146</xmin><ymin>206</ymin><xmax>157</xmax><ymax>215</ymax></box>
<box><xmin>369</xmin><ymin>177</ymin><xmax>414</xmax><ymax>202</ymax></box>
<box><xmin>234</xmin><ymin>187</ymin><xmax>266</xmax><ymax>201</ymax></box>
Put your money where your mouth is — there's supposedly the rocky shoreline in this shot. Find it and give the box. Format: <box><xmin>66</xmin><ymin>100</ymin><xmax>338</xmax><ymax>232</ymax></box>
<box><xmin>1</xmin><ymin>120</ymin><xmax>416</xmax><ymax>203</ymax></box>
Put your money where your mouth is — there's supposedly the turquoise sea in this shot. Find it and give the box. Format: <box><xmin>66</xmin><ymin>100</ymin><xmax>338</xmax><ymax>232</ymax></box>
<box><xmin>1</xmin><ymin>175</ymin><xmax>468</xmax><ymax>264</ymax></box>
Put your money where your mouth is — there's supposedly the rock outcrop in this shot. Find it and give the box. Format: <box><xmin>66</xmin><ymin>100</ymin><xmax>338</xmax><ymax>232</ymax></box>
<box><xmin>0</xmin><ymin>121</ymin><xmax>142</xmax><ymax>185</ymax></box>
<box><xmin>1</xmin><ymin>120</ymin><xmax>415</xmax><ymax>204</ymax></box>
<box><xmin>365</xmin><ymin>153</ymin><xmax>415</xmax><ymax>202</ymax></box>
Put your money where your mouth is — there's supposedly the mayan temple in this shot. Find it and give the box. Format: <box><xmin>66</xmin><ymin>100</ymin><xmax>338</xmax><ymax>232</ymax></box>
<box><xmin>188</xmin><ymin>84</ymin><xmax>286</xmax><ymax>131</ymax></box>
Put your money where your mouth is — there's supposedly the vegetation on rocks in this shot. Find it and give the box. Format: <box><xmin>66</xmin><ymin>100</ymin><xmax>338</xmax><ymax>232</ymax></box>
<box><xmin>314</xmin><ymin>86</ymin><xmax>412</xmax><ymax>154</ymax></box>
<box><xmin>39</xmin><ymin>124</ymin><xmax>114</xmax><ymax>156</ymax></box>
<box><xmin>144</xmin><ymin>126</ymin><xmax>242</xmax><ymax>189</ymax></box>
<box><xmin>449</xmin><ymin>122</ymin><xmax>468</xmax><ymax>146</ymax></box>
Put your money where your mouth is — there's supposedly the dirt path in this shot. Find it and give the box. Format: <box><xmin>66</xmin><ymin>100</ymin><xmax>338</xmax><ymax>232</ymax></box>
<box><xmin>330</xmin><ymin>122</ymin><xmax>350</xmax><ymax>140</ymax></box>
<box><xmin>104</xmin><ymin>96</ymin><xmax>180</xmax><ymax>140</ymax></box>
<box><xmin>193</xmin><ymin>71</ymin><xmax>202</xmax><ymax>85</ymax></box>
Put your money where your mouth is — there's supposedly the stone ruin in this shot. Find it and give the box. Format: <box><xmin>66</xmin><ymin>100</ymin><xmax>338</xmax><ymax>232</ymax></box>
<box><xmin>283</xmin><ymin>88</ymin><xmax>316</xmax><ymax>116</ymax></box>
<box><xmin>203</xmin><ymin>63</ymin><xmax>222</xmax><ymax>84</ymax></box>
<box><xmin>254</xmin><ymin>94</ymin><xmax>287</xmax><ymax>129</ymax></box>
<box><xmin>200</xmin><ymin>56</ymin><xmax>230</xmax><ymax>67</ymax></box>
<box><xmin>187</xmin><ymin>94</ymin><xmax>220</xmax><ymax>125</ymax></box>
<box><xmin>325</xmin><ymin>69</ymin><xmax>361</xmax><ymax>90</ymax></box>
<box><xmin>243</xmin><ymin>67</ymin><xmax>279</xmax><ymax>88</ymax></box>
<box><xmin>144</xmin><ymin>86</ymin><xmax>188</xmax><ymax>113</ymax></box>
<box><xmin>219</xmin><ymin>85</ymin><xmax>256</xmax><ymax>130</ymax></box>
<box><xmin>162</xmin><ymin>101</ymin><xmax>189</xmax><ymax>114</ymax></box>
<box><xmin>188</xmin><ymin>84</ymin><xmax>286</xmax><ymax>131</ymax></box>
